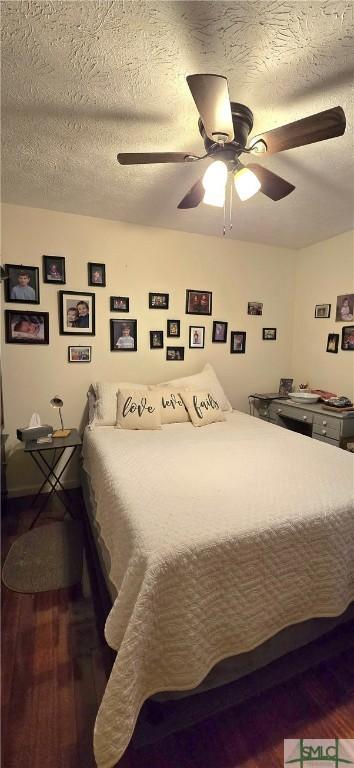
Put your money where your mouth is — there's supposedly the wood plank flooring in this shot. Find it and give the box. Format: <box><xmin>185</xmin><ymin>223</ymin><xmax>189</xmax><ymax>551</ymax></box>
<box><xmin>2</xmin><ymin>494</ymin><xmax>354</xmax><ymax>768</ymax></box>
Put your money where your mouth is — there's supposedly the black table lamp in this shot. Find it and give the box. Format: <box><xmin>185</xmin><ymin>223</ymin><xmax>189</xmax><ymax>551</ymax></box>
<box><xmin>50</xmin><ymin>396</ymin><xmax>71</xmax><ymax>437</ymax></box>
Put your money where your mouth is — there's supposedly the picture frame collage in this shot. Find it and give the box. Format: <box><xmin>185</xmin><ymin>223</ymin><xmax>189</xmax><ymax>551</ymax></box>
<box><xmin>315</xmin><ymin>294</ymin><xmax>354</xmax><ymax>353</ymax></box>
<box><xmin>5</xmin><ymin>256</ymin><xmax>352</xmax><ymax>360</ymax></box>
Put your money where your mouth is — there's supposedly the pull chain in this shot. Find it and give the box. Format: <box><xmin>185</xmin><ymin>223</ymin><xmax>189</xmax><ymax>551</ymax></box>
<box><xmin>222</xmin><ymin>176</ymin><xmax>232</xmax><ymax>237</ymax></box>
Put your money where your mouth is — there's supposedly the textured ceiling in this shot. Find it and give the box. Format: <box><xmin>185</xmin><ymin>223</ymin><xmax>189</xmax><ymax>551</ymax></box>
<box><xmin>1</xmin><ymin>0</ymin><xmax>354</xmax><ymax>248</ymax></box>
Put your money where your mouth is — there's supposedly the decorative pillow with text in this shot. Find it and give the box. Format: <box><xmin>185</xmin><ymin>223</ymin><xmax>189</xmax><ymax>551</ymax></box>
<box><xmin>180</xmin><ymin>391</ymin><xmax>226</xmax><ymax>427</ymax></box>
<box><xmin>116</xmin><ymin>389</ymin><xmax>161</xmax><ymax>430</ymax></box>
<box><xmin>150</xmin><ymin>387</ymin><xmax>190</xmax><ymax>424</ymax></box>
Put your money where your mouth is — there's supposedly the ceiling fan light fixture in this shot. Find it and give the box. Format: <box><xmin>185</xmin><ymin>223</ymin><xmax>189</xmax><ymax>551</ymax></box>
<box><xmin>233</xmin><ymin>166</ymin><xmax>261</xmax><ymax>201</ymax></box>
<box><xmin>202</xmin><ymin>160</ymin><xmax>227</xmax><ymax>207</ymax></box>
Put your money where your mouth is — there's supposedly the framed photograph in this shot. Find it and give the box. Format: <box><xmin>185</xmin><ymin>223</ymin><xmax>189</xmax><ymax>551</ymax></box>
<box><xmin>230</xmin><ymin>331</ymin><xmax>246</xmax><ymax>354</ymax></box>
<box><xmin>247</xmin><ymin>301</ymin><xmax>263</xmax><ymax>316</ymax></box>
<box><xmin>326</xmin><ymin>333</ymin><xmax>339</xmax><ymax>354</ymax></box>
<box><xmin>315</xmin><ymin>303</ymin><xmax>331</xmax><ymax>319</ymax></box>
<box><xmin>88</xmin><ymin>262</ymin><xmax>106</xmax><ymax>287</ymax></box>
<box><xmin>341</xmin><ymin>325</ymin><xmax>354</xmax><ymax>351</ymax></box>
<box><xmin>110</xmin><ymin>319</ymin><xmax>137</xmax><ymax>351</ymax></box>
<box><xmin>43</xmin><ymin>255</ymin><xmax>66</xmax><ymax>284</ymax></box>
<box><xmin>4</xmin><ymin>264</ymin><xmax>40</xmax><ymax>304</ymax></box>
<box><xmin>263</xmin><ymin>328</ymin><xmax>277</xmax><ymax>340</ymax></box>
<box><xmin>68</xmin><ymin>345</ymin><xmax>92</xmax><ymax>362</ymax></box>
<box><xmin>5</xmin><ymin>310</ymin><xmax>49</xmax><ymax>344</ymax></box>
<box><xmin>186</xmin><ymin>290</ymin><xmax>212</xmax><ymax>316</ymax></box>
<box><xmin>279</xmin><ymin>378</ymin><xmax>293</xmax><ymax>396</ymax></box>
<box><xmin>212</xmin><ymin>321</ymin><xmax>228</xmax><ymax>343</ymax></box>
<box><xmin>59</xmin><ymin>290</ymin><xmax>95</xmax><ymax>335</ymax></box>
<box><xmin>149</xmin><ymin>292</ymin><xmax>169</xmax><ymax>309</ymax></box>
<box><xmin>336</xmin><ymin>294</ymin><xmax>354</xmax><ymax>322</ymax></box>
<box><xmin>166</xmin><ymin>346</ymin><xmax>184</xmax><ymax>361</ymax></box>
<box><xmin>110</xmin><ymin>296</ymin><xmax>129</xmax><ymax>312</ymax></box>
<box><xmin>167</xmin><ymin>319</ymin><xmax>180</xmax><ymax>337</ymax></box>
<box><xmin>189</xmin><ymin>326</ymin><xmax>205</xmax><ymax>349</ymax></box>
<box><xmin>150</xmin><ymin>330</ymin><xmax>163</xmax><ymax>349</ymax></box>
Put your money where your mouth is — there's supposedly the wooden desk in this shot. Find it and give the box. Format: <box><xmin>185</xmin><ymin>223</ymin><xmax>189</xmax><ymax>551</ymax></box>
<box><xmin>252</xmin><ymin>397</ymin><xmax>354</xmax><ymax>448</ymax></box>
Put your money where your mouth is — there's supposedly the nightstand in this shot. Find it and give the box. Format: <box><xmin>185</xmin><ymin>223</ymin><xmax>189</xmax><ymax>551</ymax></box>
<box><xmin>24</xmin><ymin>428</ymin><xmax>82</xmax><ymax>528</ymax></box>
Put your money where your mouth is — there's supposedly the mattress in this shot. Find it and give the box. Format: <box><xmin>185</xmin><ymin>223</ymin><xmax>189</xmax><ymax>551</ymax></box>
<box><xmin>82</xmin><ymin>411</ymin><xmax>354</xmax><ymax>768</ymax></box>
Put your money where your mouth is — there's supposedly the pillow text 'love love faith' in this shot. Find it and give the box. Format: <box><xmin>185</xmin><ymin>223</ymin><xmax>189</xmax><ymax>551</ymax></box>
<box><xmin>148</xmin><ymin>387</ymin><xmax>190</xmax><ymax>424</ymax></box>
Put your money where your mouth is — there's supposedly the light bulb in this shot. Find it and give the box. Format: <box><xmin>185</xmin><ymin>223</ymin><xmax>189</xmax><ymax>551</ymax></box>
<box><xmin>202</xmin><ymin>160</ymin><xmax>227</xmax><ymax>207</ymax></box>
<box><xmin>234</xmin><ymin>166</ymin><xmax>261</xmax><ymax>201</ymax></box>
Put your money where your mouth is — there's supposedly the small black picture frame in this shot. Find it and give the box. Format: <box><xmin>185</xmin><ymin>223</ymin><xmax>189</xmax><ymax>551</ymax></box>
<box><xmin>212</xmin><ymin>321</ymin><xmax>228</xmax><ymax>343</ymax></box>
<box><xmin>150</xmin><ymin>330</ymin><xmax>164</xmax><ymax>349</ymax></box>
<box><xmin>5</xmin><ymin>309</ymin><xmax>49</xmax><ymax>344</ymax></box>
<box><xmin>247</xmin><ymin>302</ymin><xmax>263</xmax><ymax>316</ymax></box>
<box><xmin>59</xmin><ymin>290</ymin><xmax>95</xmax><ymax>336</ymax></box>
<box><xmin>110</xmin><ymin>319</ymin><xmax>137</xmax><ymax>351</ymax></box>
<box><xmin>4</xmin><ymin>264</ymin><xmax>40</xmax><ymax>304</ymax></box>
<box><xmin>110</xmin><ymin>296</ymin><xmax>129</xmax><ymax>312</ymax></box>
<box><xmin>166</xmin><ymin>346</ymin><xmax>184</xmax><ymax>361</ymax></box>
<box><xmin>68</xmin><ymin>345</ymin><xmax>92</xmax><ymax>362</ymax></box>
<box><xmin>230</xmin><ymin>331</ymin><xmax>246</xmax><ymax>354</ymax></box>
<box><xmin>189</xmin><ymin>326</ymin><xmax>205</xmax><ymax>349</ymax></box>
<box><xmin>341</xmin><ymin>325</ymin><xmax>354</xmax><ymax>351</ymax></box>
<box><xmin>279</xmin><ymin>378</ymin><xmax>293</xmax><ymax>396</ymax></box>
<box><xmin>167</xmin><ymin>319</ymin><xmax>180</xmax><ymax>337</ymax></box>
<box><xmin>315</xmin><ymin>304</ymin><xmax>331</xmax><ymax>319</ymax></box>
<box><xmin>88</xmin><ymin>262</ymin><xmax>106</xmax><ymax>287</ymax></box>
<box><xmin>185</xmin><ymin>290</ymin><xmax>212</xmax><ymax>316</ymax></box>
<box><xmin>262</xmin><ymin>328</ymin><xmax>277</xmax><ymax>340</ymax></box>
<box><xmin>326</xmin><ymin>334</ymin><xmax>339</xmax><ymax>354</ymax></box>
<box><xmin>43</xmin><ymin>255</ymin><xmax>66</xmax><ymax>284</ymax></box>
<box><xmin>149</xmin><ymin>292</ymin><xmax>169</xmax><ymax>309</ymax></box>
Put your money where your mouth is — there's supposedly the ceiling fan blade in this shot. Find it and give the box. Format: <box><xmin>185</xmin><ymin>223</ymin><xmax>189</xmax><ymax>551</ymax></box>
<box><xmin>177</xmin><ymin>178</ymin><xmax>204</xmax><ymax>209</ymax></box>
<box><xmin>247</xmin><ymin>164</ymin><xmax>295</xmax><ymax>201</ymax></box>
<box><xmin>117</xmin><ymin>152</ymin><xmax>197</xmax><ymax>165</ymax></box>
<box><xmin>187</xmin><ymin>74</ymin><xmax>234</xmax><ymax>143</ymax></box>
<box><xmin>250</xmin><ymin>106</ymin><xmax>346</xmax><ymax>155</ymax></box>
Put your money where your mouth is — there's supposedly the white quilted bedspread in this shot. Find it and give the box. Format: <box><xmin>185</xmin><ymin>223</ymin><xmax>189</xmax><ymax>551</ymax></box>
<box><xmin>82</xmin><ymin>411</ymin><xmax>354</xmax><ymax>768</ymax></box>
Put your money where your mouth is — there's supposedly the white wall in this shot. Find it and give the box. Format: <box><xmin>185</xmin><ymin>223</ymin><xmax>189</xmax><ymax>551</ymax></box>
<box><xmin>1</xmin><ymin>203</ymin><xmax>296</xmax><ymax>495</ymax></box>
<box><xmin>292</xmin><ymin>230</ymin><xmax>354</xmax><ymax>399</ymax></box>
<box><xmin>2</xmin><ymin>204</ymin><xmax>353</xmax><ymax>496</ymax></box>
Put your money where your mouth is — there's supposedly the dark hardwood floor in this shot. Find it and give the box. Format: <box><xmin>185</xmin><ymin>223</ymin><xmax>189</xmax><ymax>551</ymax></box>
<box><xmin>2</xmin><ymin>494</ymin><xmax>354</xmax><ymax>768</ymax></box>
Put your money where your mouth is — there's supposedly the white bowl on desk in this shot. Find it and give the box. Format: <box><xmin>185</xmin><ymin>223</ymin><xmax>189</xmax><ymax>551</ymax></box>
<box><xmin>288</xmin><ymin>392</ymin><xmax>320</xmax><ymax>404</ymax></box>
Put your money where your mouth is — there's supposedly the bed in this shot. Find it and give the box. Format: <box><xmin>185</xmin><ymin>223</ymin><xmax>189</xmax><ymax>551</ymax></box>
<box><xmin>81</xmin><ymin>408</ymin><xmax>354</xmax><ymax>768</ymax></box>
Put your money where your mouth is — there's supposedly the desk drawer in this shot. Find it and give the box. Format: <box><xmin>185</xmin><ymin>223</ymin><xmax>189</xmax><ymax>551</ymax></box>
<box><xmin>313</xmin><ymin>413</ymin><xmax>341</xmax><ymax>439</ymax></box>
<box><xmin>313</xmin><ymin>433</ymin><xmax>338</xmax><ymax>447</ymax></box>
<box><xmin>269</xmin><ymin>403</ymin><xmax>313</xmax><ymax>424</ymax></box>
<box><xmin>313</xmin><ymin>423</ymin><xmax>340</xmax><ymax>440</ymax></box>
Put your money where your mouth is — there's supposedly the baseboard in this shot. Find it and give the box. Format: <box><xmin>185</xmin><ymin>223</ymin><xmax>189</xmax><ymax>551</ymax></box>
<box><xmin>8</xmin><ymin>480</ymin><xmax>81</xmax><ymax>498</ymax></box>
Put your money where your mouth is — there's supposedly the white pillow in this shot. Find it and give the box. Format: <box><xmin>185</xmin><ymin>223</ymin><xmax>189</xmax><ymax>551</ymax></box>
<box><xmin>180</xmin><ymin>390</ymin><xmax>226</xmax><ymax>427</ymax></box>
<box><xmin>150</xmin><ymin>387</ymin><xmax>190</xmax><ymax>424</ymax></box>
<box><xmin>161</xmin><ymin>363</ymin><xmax>232</xmax><ymax>412</ymax></box>
<box><xmin>116</xmin><ymin>389</ymin><xmax>161</xmax><ymax>430</ymax></box>
<box><xmin>94</xmin><ymin>381</ymin><xmax>148</xmax><ymax>426</ymax></box>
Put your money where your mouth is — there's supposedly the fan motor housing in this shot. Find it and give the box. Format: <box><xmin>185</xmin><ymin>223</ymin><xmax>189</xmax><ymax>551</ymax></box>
<box><xmin>199</xmin><ymin>102</ymin><xmax>254</xmax><ymax>154</ymax></box>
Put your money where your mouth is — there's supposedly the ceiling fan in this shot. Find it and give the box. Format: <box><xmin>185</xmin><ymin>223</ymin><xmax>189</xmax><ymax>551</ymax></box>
<box><xmin>117</xmin><ymin>74</ymin><xmax>346</xmax><ymax>210</ymax></box>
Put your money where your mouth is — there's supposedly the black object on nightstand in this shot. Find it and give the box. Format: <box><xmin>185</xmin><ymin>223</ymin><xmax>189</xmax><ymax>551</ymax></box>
<box><xmin>24</xmin><ymin>428</ymin><xmax>82</xmax><ymax>528</ymax></box>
